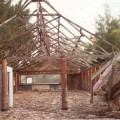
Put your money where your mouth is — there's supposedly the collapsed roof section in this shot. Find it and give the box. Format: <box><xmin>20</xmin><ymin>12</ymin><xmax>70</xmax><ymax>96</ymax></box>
<box><xmin>0</xmin><ymin>0</ymin><xmax>117</xmax><ymax>71</ymax></box>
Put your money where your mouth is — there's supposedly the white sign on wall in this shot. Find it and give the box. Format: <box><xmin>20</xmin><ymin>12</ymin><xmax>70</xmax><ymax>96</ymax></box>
<box><xmin>27</xmin><ymin>78</ymin><xmax>32</xmax><ymax>84</ymax></box>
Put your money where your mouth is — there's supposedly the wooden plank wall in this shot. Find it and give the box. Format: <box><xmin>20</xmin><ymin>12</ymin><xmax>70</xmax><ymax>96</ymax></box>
<box><xmin>67</xmin><ymin>65</ymin><xmax>102</xmax><ymax>92</ymax></box>
<box><xmin>15</xmin><ymin>65</ymin><xmax>102</xmax><ymax>92</ymax></box>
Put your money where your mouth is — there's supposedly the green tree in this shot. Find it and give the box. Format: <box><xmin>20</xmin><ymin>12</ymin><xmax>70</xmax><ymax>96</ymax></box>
<box><xmin>95</xmin><ymin>5</ymin><xmax>120</xmax><ymax>52</ymax></box>
<box><xmin>0</xmin><ymin>0</ymin><xmax>33</xmax><ymax>58</ymax></box>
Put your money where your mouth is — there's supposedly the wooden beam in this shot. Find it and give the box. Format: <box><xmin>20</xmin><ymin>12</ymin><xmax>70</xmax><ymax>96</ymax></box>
<box><xmin>58</xmin><ymin>17</ymin><xmax>60</xmax><ymax>51</ymax></box>
<box><xmin>32</xmin><ymin>0</ymin><xmax>43</xmax><ymax>2</ymax></box>
<box><xmin>7</xmin><ymin>56</ymin><xmax>61</xmax><ymax>61</ymax></box>
<box><xmin>44</xmin><ymin>17</ymin><xmax>59</xmax><ymax>25</ymax></box>
<box><xmin>0</xmin><ymin>15</ymin><xmax>16</xmax><ymax>27</ymax></box>
<box><xmin>91</xmin><ymin>59</ymin><xmax>112</xmax><ymax>80</ymax></box>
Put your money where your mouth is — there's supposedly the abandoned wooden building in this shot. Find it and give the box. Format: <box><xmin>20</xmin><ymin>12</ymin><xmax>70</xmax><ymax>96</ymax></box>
<box><xmin>0</xmin><ymin>0</ymin><xmax>120</xmax><ymax>119</ymax></box>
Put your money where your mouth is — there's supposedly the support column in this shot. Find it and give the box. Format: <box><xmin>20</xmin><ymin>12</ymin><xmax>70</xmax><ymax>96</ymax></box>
<box><xmin>84</xmin><ymin>70</ymin><xmax>87</xmax><ymax>91</ymax></box>
<box><xmin>15</xmin><ymin>73</ymin><xmax>18</xmax><ymax>92</ymax></box>
<box><xmin>92</xmin><ymin>67</ymin><xmax>96</xmax><ymax>86</ymax></box>
<box><xmin>89</xmin><ymin>68</ymin><xmax>94</xmax><ymax>103</ymax></box>
<box><xmin>80</xmin><ymin>71</ymin><xmax>83</xmax><ymax>89</ymax></box>
<box><xmin>83</xmin><ymin>71</ymin><xmax>85</xmax><ymax>90</ymax></box>
<box><xmin>88</xmin><ymin>68</ymin><xmax>92</xmax><ymax>92</ymax></box>
<box><xmin>86</xmin><ymin>69</ymin><xmax>89</xmax><ymax>92</ymax></box>
<box><xmin>61</xmin><ymin>58</ymin><xmax>68</xmax><ymax>110</ymax></box>
<box><xmin>18</xmin><ymin>74</ymin><xmax>21</xmax><ymax>85</ymax></box>
<box><xmin>1</xmin><ymin>59</ymin><xmax>8</xmax><ymax>111</ymax></box>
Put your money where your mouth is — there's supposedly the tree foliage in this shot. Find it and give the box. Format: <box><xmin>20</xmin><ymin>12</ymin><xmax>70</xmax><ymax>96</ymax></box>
<box><xmin>95</xmin><ymin>5</ymin><xmax>120</xmax><ymax>52</ymax></box>
<box><xmin>0</xmin><ymin>0</ymin><xmax>33</xmax><ymax>58</ymax></box>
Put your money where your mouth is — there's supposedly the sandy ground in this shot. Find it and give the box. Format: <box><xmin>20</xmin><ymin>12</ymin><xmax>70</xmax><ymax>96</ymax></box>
<box><xmin>0</xmin><ymin>90</ymin><xmax>120</xmax><ymax>120</ymax></box>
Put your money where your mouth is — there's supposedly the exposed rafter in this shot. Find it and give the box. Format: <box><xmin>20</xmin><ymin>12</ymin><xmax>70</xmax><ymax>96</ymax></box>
<box><xmin>0</xmin><ymin>0</ymin><xmax>118</xmax><ymax>72</ymax></box>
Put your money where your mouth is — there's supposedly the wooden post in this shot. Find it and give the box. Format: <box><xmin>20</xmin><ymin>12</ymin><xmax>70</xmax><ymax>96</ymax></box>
<box><xmin>85</xmin><ymin>69</ymin><xmax>88</xmax><ymax>91</ymax></box>
<box><xmin>61</xmin><ymin>58</ymin><xmax>68</xmax><ymax>110</ymax></box>
<box><xmin>88</xmin><ymin>68</ymin><xmax>92</xmax><ymax>92</ymax></box>
<box><xmin>92</xmin><ymin>67</ymin><xmax>96</xmax><ymax>86</ymax></box>
<box><xmin>1</xmin><ymin>59</ymin><xmax>8</xmax><ymax>111</ymax></box>
<box><xmin>15</xmin><ymin>73</ymin><xmax>18</xmax><ymax>92</ymax></box>
<box><xmin>86</xmin><ymin>69</ymin><xmax>89</xmax><ymax>92</ymax></box>
<box><xmin>84</xmin><ymin>70</ymin><xmax>86</xmax><ymax>91</ymax></box>
<box><xmin>80</xmin><ymin>72</ymin><xmax>82</xmax><ymax>89</ymax></box>
<box><xmin>17</xmin><ymin>74</ymin><xmax>20</xmax><ymax>85</ymax></box>
<box><xmin>82</xmin><ymin>71</ymin><xmax>85</xmax><ymax>90</ymax></box>
<box><xmin>89</xmin><ymin>68</ymin><xmax>93</xmax><ymax>103</ymax></box>
<box><xmin>80</xmin><ymin>71</ymin><xmax>83</xmax><ymax>90</ymax></box>
<box><xmin>108</xmin><ymin>66</ymin><xmax>114</xmax><ymax>109</ymax></box>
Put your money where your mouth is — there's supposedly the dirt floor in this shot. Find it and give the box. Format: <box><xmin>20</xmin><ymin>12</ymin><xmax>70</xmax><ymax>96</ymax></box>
<box><xmin>0</xmin><ymin>90</ymin><xmax>120</xmax><ymax>120</ymax></box>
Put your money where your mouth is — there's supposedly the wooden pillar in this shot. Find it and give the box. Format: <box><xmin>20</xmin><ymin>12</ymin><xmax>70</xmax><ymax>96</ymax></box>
<box><xmin>15</xmin><ymin>73</ymin><xmax>18</xmax><ymax>92</ymax></box>
<box><xmin>61</xmin><ymin>58</ymin><xmax>68</xmax><ymax>110</ymax></box>
<box><xmin>79</xmin><ymin>72</ymin><xmax>82</xmax><ymax>89</ymax></box>
<box><xmin>92</xmin><ymin>67</ymin><xmax>96</xmax><ymax>86</ymax></box>
<box><xmin>80</xmin><ymin>71</ymin><xmax>83</xmax><ymax>90</ymax></box>
<box><xmin>85</xmin><ymin>70</ymin><xmax>88</xmax><ymax>91</ymax></box>
<box><xmin>82</xmin><ymin>71</ymin><xmax>85</xmax><ymax>90</ymax></box>
<box><xmin>17</xmin><ymin>74</ymin><xmax>21</xmax><ymax>85</ymax></box>
<box><xmin>88</xmin><ymin>68</ymin><xmax>92</xmax><ymax>92</ymax></box>
<box><xmin>86</xmin><ymin>69</ymin><xmax>89</xmax><ymax>92</ymax></box>
<box><xmin>1</xmin><ymin>59</ymin><xmax>8</xmax><ymax>111</ymax></box>
<box><xmin>84</xmin><ymin>70</ymin><xmax>86</xmax><ymax>91</ymax></box>
<box><xmin>89</xmin><ymin>68</ymin><xmax>94</xmax><ymax>103</ymax></box>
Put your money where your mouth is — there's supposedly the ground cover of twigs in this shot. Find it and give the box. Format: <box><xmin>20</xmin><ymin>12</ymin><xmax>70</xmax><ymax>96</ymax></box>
<box><xmin>0</xmin><ymin>90</ymin><xmax>120</xmax><ymax>120</ymax></box>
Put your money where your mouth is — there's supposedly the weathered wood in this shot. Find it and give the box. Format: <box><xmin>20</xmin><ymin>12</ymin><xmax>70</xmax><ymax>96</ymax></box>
<box><xmin>88</xmin><ymin>68</ymin><xmax>92</xmax><ymax>92</ymax></box>
<box><xmin>91</xmin><ymin>60</ymin><xmax>112</xmax><ymax>80</ymax></box>
<box><xmin>89</xmin><ymin>68</ymin><xmax>93</xmax><ymax>103</ymax></box>
<box><xmin>61</xmin><ymin>58</ymin><xmax>68</xmax><ymax>110</ymax></box>
<box><xmin>58</xmin><ymin>17</ymin><xmax>60</xmax><ymax>50</ymax></box>
<box><xmin>0</xmin><ymin>15</ymin><xmax>16</xmax><ymax>27</ymax></box>
<box><xmin>24</xmin><ymin>13</ymin><xmax>58</xmax><ymax>16</ymax></box>
<box><xmin>108</xmin><ymin>66</ymin><xmax>115</xmax><ymax>109</ymax></box>
<box><xmin>0</xmin><ymin>0</ymin><xmax>117</xmax><ymax>73</ymax></box>
<box><xmin>32</xmin><ymin>0</ymin><xmax>43</xmax><ymax>2</ymax></box>
<box><xmin>1</xmin><ymin>59</ymin><xmax>8</xmax><ymax>111</ymax></box>
<box><xmin>7</xmin><ymin>56</ymin><xmax>60</xmax><ymax>61</ymax></box>
<box><xmin>60</xmin><ymin>24</ymin><xmax>76</xmax><ymax>37</ymax></box>
<box><xmin>15</xmin><ymin>73</ymin><xmax>18</xmax><ymax>92</ymax></box>
<box><xmin>86</xmin><ymin>69</ymin><xmax>89</xmax><ymax>92</ymax></box>
<box><xmin>44</xmin><ymin>17</ymin><xmax>59</xmax><ymax>25</ymax></box>
<box><xmin>92</xmin><ymin>53</ymin><xmax>120</xmax><ymax>81</ymax></box>
<box><xmin>21</xmin><ymin>0</ymin><xmax>31</xmax><ymax>11</ymax></box>
<box><xmin>42</xmin><ymin>12</ymin><xmax>108</xmax><ymax>61</ymax></box>
<box><xmin>92</xmin><ymin>67</ymin><xmax>97</xmax><ymax>85</ymax></box>
<box><xmin>48</xmin><ymin>25</ymin><xmax>58</xmax><ymax>31</ymax></box>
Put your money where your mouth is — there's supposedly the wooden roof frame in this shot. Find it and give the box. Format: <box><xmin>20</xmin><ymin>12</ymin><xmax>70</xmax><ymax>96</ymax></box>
<box><xmin>0</xmin><ymin>0</ymin><xmax>118</xmax><ymax>71</ymax></box>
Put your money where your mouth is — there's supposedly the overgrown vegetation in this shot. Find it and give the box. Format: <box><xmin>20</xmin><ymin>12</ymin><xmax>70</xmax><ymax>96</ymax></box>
<box><xmin>95</xmin><ymin>5</ymin><xmax>120</xmax><ymax>52</ymax></box>
<box><xmin>0</xmin><ymin>0</ymin><xmax>33</xmax><ymax>58</ymax></box>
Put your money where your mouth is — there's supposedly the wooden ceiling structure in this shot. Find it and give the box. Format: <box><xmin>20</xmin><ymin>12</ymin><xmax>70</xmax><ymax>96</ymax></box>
<box><xmin>0</xmin><ymin>0</ymin><xmax>118</xmax><ymax>72</ymax></box>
